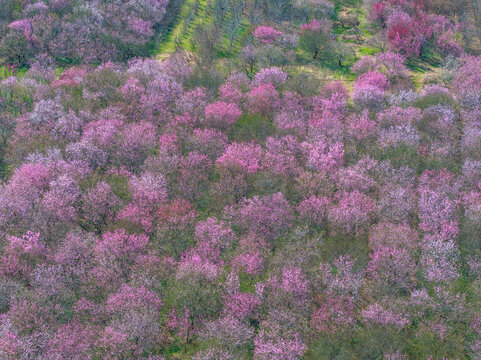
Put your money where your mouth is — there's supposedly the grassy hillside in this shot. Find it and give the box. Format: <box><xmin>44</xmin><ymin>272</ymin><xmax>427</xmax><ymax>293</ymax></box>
<box><xmin>156</xmin><ymin>0</ymin><xmax>212</xmax><ymax>59</ymax></box>
<box><xmin>155</xmin><ymin>0</ymin><xmax>442</xmax><ymax>89</ymax></box>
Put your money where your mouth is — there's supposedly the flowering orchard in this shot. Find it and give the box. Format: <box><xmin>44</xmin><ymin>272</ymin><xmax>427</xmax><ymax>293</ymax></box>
<box><xmin>0</xmin><ymin>51</ymin><xmax>480</xmax><ymax>359</ymax></box>
<box><xmin>0</xmin><ymin>0</ymin><xmax>481</xmax><ymax>358</ymax></box>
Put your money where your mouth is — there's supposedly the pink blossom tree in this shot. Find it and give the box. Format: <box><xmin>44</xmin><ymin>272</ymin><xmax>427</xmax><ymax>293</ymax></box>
<box><xmin>225</xmin><ymin>192</ymin><xmax>294</xmax><ymax>243</ymax></box>
<box><xmin>204</xmin><ymin>101</ymin><xmax>242</xmax><ymax>130</ymax></box>
<box><xmin>253</xmin><ymin>26</ymin><xmax>283</xmax><ymax>43</ymax></box>
<box><xmin>246</xmin><ymin>83</ymin><xmax>280</xmax><ymax>114</ymax></box>
<box><xmin>328</xmin><ymin>190</ymin><xmax>375</xmax><ymax>234</ymax></box>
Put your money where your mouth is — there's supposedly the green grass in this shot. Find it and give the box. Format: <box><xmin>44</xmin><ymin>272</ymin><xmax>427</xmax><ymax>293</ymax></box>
<box><xmin>357</xmin><ymin>10</ymin><xmax>374</xmax><ymax>38</ymax></box>
<box><xmin>0</xmin><ymin>66</ymin><xmax>12</xmax><ymax>80</ymax></box>
<box><xmin>156</xmin><ymin>0</ymin><xmax>251</xmax><ymax>61</ymax></box>
<box><xmin>357</xmin><ymin>46</ymin><xmax>380</xmax><ymax>56</ymax></box>
<box><xmin>404</xmin><ymin>49</ymin><xmax>444</xmax><ymax>89</ymax></box>
<box><xmin>216</xmin><ymin>19</ymin><xmax>251</xmax><ymax>58</ymax></box>
<box><xmin>156</xmin><ymin>0</ymin><xmax>212</xmax><ymax>57</ymax></box>
<box><xmin>0</xmin><ymin>65</ymin><xmax>29</xmax><ymax>80</ymax></box>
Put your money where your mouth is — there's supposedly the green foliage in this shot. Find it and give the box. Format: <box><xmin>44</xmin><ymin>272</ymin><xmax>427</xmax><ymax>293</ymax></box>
<box><xmin>185</xmin><ymin>65</ymin><xmax>224</xmax><ymax>92</ymax></box>
<box><xmin>459</xmin><ymin>220</ymin><xmax>481</xmax><ymax>254</ymax></box>
<box><xmin>238</xmin><ymin>271</ymin><xmax>261</xmax><ymax>294</ymax></box>
<box><xmin>407</xmin><ymin>330</ymin><xmax>465</xmax><ymax>359</ymax></box>
<box><xmin>228</xmin><ymin>113</ymin><xmax>275</xmax><ymax>143</ymax></box>
<box><xmin>299</xmin><ymin>28</ymin><xmax>334</xmax><ymax>61</ymax></box>
<box><xmin>354</xmin><ymin>327</ymin><xmax>409</xmax><ymax>359</ymax></box>
<box><xmin>169</xmin><ymin>275</ymin><xmax>223</xmax><ymax>324</ymax></box>
<box><xmin>306</xmin><ymin>335</ymin><xmax>356</xmax><ymax>360</ymax></box>
<box><xmin>322</xmin><ymin>232</ymin><xmax>369</xmax><ymax>267</ymax></box>
<box><xmin>414</xmin><ymin>92</ymin><xmax>458</xmax><ymax>110</ymax></box>
<box><xmin>376</xmin><ymin>144</ymin><xmax>421</xmax><ymax>170</ymax></box>
<box><xmin>420</xmin><ymin>155</ymin><xmax>462</xmax><ymax>174</ymax></box>
<box><xmin>286</xmin><ymin>71</ymin><xmax>321</xmax><ymax>97</ymax></box>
